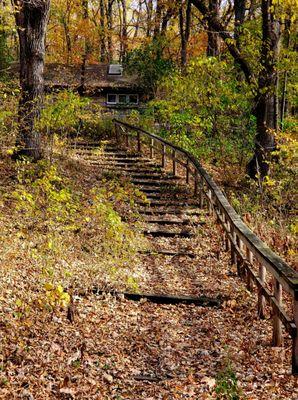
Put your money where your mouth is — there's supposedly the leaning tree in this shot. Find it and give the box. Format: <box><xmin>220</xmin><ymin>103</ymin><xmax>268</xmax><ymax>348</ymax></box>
<box><xmin>12</xmin><ymin>0</ymin><xmax>51</xmax><ymax>160</ymax></box>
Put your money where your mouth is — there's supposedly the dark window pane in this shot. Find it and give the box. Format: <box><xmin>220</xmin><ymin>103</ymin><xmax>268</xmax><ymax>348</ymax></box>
<box><xmin>119</xmin><ymin>94</ymin><xmax>127</xmax><ymax>103</ymax></box>
<box><xmin>129</xmin><ymin>95</ymin><xmax>138</xmax><ymax>104</ymax></box>
<box><xmin>107</xmin><ymin>94</ymin><xmax>117</xmax><ymax>103</ymax></box>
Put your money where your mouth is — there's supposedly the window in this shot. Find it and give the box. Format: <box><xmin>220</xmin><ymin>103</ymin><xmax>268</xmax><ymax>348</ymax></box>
<box><xmin>118</xmin><ymin>94</ymin><xmax>128</xmax><ymax>104</ymax></box>
<box><xmin>129</xmin><ymin>94</ymin><xmax>138</xmax><ymax>104</ymax></box>
<box><xmin>108</xmin><ymin>64</ymin><xmax>123</xmax><ymax>76</ymax></box>
<box><xmin>106</xmin><ymin>93</ymin><xmax>139</xmax><ymax>105</ymax></box>
<box><xmin>107</xmin><ymin>94</ymin><xmax>117</xmax><ymax>104</ymax></box>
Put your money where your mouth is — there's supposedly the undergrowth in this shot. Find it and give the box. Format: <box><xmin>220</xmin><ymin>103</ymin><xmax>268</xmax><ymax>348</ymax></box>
<box><xmin>0</xmin><ymin>155</ymin><xmax>147</xmax><ymax>323</ymax></box>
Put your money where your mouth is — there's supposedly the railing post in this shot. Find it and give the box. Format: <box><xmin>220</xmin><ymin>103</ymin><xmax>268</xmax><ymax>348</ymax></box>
<box><xmin>246</xmin><ymin>248</ymin><xmax>254</xmax><ymax>291</ymax></box>
<box><xmin>208</xmin><ymin>189</ymin><xmax>213</xmax><ymax>215</ymax></box>
<box><xmin>186</xmin><ymin>159</ymin><xmax>190</xmax><ymax>184</ymax></box>
<box><xmin>272</xmin><ymin>279</ymin><xmax>283</xmax><ymax>346</ymax></box>
<box><xmin>162</xmin><ymin>145</ymin><xmax>166</xmax><ymax>168</ymax></box>
<box><xmin>293</xmin><ymin>291</ymin><xmax>298</xmax><ymax>375</ymax></box>
<box><xmin>137</xmin><ymin>131</ymin><xmax>141</xmax><ymax>152</ymax></box>
<box><xmin>230</xmin><ymin>226</ymin><xmax>237</xmax><ymax>266</ymax></box>
<box><xmin>236</xmin><ymin>237</ymin><xmax>244</xmax><ymax>277</ymax></box>
<box><xmin>258</xmin><ymin>263</ymin><xmax>266</xmax><ymax>319</ymax></box>
<box><xmin>125</xmin><ymin>131</ymin><xmax>129</xmax><ymax>147</ymax></box>
<box><xmin>194</xmin><ymin>170</ymin><xmax>198</xmax><ymax>195</ymax></box>
<box><xmin>172</xmin><ymin>150</ymin><xmax>176</xmax><ymax>176</ymax></box>
<box><xmin>115</xmin><ymin>124</ymin><xmax>120</xmax><ymax>143</ymax></box>
<box><xmin>150</xmin><ymin>138</ymin><xmax>154</xmax><ymax>158</ymax></box>
<box><xmin>199</xmin><ymin>176</ymin><xmax>204</xmax><ymax>208</ymax></box>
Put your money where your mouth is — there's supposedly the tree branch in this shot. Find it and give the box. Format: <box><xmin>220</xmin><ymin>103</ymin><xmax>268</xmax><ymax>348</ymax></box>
<box><xmin>191</xmin><ymin>0</ymin><xmax>253</xmax><ymax>83</ymax></box>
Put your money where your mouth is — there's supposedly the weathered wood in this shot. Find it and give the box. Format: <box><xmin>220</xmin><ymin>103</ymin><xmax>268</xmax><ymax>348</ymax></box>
<box><xmin>172</xmin><ymin>150</ymin><xmax>176</xmax><ymax>176</ymax></box>
<box><xmin>293</xmin><ymin>295</ymin><xmax>298</xmax><ymax>374</ymax></box>
<box><xmin>258</xmin><ymin>263</ymin><xmax>267</xmax><ymax>319</ymax></box>
<box><xmin>246</xmin><ymin>248</ymin><xmax>254</xmax><ymax>291</ymax></box>
<box><xmin>150</xmin><ymin>138</ymin><xmax>154</xmax><ymax>158</ymax></box>
<box><xmin>113</xmin><ymin>119</ymin><xmax>298</xmax><ymax>375</ymax></box>
<box><xmin>143</xmin><ymin>229</ymin><xmax>195</xmax><ymax>238</ymax></box>
<box><xmin>186</xmin><ymin>158</ymin><xmax>190</xmax><ymax>184</ymax></box>
<box><xmin>91</xmin><ymin>289</ymin><xmax>223</xmax><ymax>307</ymax></box>
<box><xmin>137</xmin><ymin>131</ymin><xmax>141</xmax><ymax>152</ymax></box>
<box><xmin>139</xmin><ymin>249</ymin><xmax>196</xmax><ymax>258</ymax></box>
<box><xmin>162</xmin><ymin>144</ymin><xmax>166</xmax><ymax>168</ymax></box>
<box><xmin>272</xmin><ymin>279</ymin><xmax>283</xmax><ymax>346</ymax></box>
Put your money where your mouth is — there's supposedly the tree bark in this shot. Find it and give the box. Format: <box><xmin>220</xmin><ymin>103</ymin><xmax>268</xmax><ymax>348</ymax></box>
<box><xmin>179</xmin><ymin>0</ymin><xmax>191</xmax><ymax>67</ymax></box>
<box><xmin>119</xmin><ymin>0</ymin><xmax>127</xmax><ymax>62</ymax></box>
<box><xmin>12</xmin><ymin>0</ymin><xmax>50</xmax><ymax>161</ymax></box>
<box><xmin>207</xmin><ymin>0</ymin><xmax>220</xmax><ymax>56</ymax></box>
<box><xmin>107</xmin><ymin>0</ymin><xmax>114</xmax><ymax>61</ymax></box>
<box><xmin>99</xmin><ymin>0</ymin><xmax>106</xmax><ymax>62</ymax></box>
<box><xmin>0</xmin><ymin>0</ymin><xmax>9</xmax><ymax>70</ymax></box>
<box><xmin>79</xmin><ymin>0</ymin><xmax>89</xmax><ymax>94</ymax></box>
<box><xmin>191</xmin><ymin>0</ymin><xmax>281</xmax><ymax>178</ymax></box>
<box><xmin>247</xmin><ymin>0</ymin><xmax>281</xmax><ymax>178</ymax></box>
<box><xmin>234</xmin><ymin>0</ymin><xmax>246</xmax><ymax>49</ymax></box>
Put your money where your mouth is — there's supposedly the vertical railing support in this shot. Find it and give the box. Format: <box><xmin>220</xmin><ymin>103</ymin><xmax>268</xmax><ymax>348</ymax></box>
<box><xmin>272</xmin><ymin>279</ymin><xmax>283</xmax><ymax>346</ymax></box>
<box><xmin>186</xmin><ymin>159</ymin><xmax>190</xmax><ymax>184</ymax></box>
<box><xmin>292</xmin><ymin>292</ymin><xmax>298</xmax><ymax>375</ymax></box>
<box><xmin>199</xmin><ymin>176</ymin><xmax>204</xmax><ymax>208</ymax></box>
<box><xmin>230</xmin><ymin>227</ymin><xmax>237</xmax><ymax>266</ymax></box>
<box><xmin>162</xmin><ymin>145</ymin><xmax>166</xmax><ymax>168</ymax></box>
<box><xmin>125</xmin><ymin>131</ymin><xmax>129</xmax><ymax>147</ymax></box>
<box><xmin>150</xmin><ymin>139</ymin><xmax>154</xmax><ymax>158</ymax></box>
<box><xmin>137</xmin><ymin>131</ymin><xmax>141</xmax><ymax>152</ymax></box>
<box><xmin>172</xmin><ymin>150</ymin><xmax>176</xmax><ymax>176</ymax></box>
<box><xmin>208</xmin><ymin>189</ymin><xmax>213</xmax><ymax>215</ymax></box>
<box><xmin>194</xmin><ymin>170</ymin><xmax>198</xmax><ymax>195</ymax></box>
<box><xmin>258</xmin><ymin>264</ymin><xmax>267</xmax><ymax>319</ymax></box>
<box><xmin>246</xmin><ymin>248</ymin><xmax>254</xmax><ymax>291</ymax></box>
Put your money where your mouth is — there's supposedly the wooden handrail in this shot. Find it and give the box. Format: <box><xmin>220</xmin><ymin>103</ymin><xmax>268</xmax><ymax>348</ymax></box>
<box><xmin>113</xmin><ymin>118</ymin><xmax>298</xmax><ymax>374</ymax></box>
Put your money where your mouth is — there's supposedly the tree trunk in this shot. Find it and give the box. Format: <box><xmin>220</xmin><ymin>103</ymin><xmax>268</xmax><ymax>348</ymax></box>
<box><xmin>79</xmin><ymin>0</ymin><xmax>89</xmax><ymax>94</ymax></box>
<box><xmin>153</xmin><ymin>0</ymin><xmax>162</xmax><ymax>38</ymax></box>
<box><xmin>247</xmin><ymin>0</ymin><xmax>281</xmax><ymax>178</ymax></box>
<box><xmin>161</xmin><ymin>6</ymin><xmax>175</xmax><ymax>34</ymax></box>
<box><xmin>191</xmin><ymin>0</ymin><xmax>280</xmax><ymax>178</ymax></box>
<box><xmin>179</xmin><ymin>0</ymin><xmax>191</xmax><ymax>67</ymax></box>
<box><xmin>0</xmin><ymin>0</ymin><xmax>9</xmax><ymax>70</ymax></box>
<box><xmin>145</xmin><ymin>0</ymin><xmax>153</xmax><ymax>37</ymax></box>
<box><xmin>107</xmin><ymin>0</ymin><xmax>114</xmax><ymax>61</ymax></box>
<box><xmin>99</xmin><ymin>0</ymin><xmax>106</xmax><ymax>62</ymax></box>
<box><xmin>234</xmin><ymin>0</ymin><xmax>246</xmax><ymax>49</ymax></box>
<box><xmin>12</xmin><ymin>0</ymin><xmax>50</xmax><ymax>161</ymax></box>
<box><xmin>207</xmin><ymin>0</ymin><xmax>219</xmax><ymax>56</ymax></box>
<box><xmin>119</xmin><ymin>0</ymin><xmax>127</xmax><ymax>62</ymax></box>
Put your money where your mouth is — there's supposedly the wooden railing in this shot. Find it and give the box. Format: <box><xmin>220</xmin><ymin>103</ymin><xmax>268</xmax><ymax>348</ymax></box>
<box><xmin>113</xmin><ymin>118</ymin><xmax>298</xmax><ymax>374</ymax></box>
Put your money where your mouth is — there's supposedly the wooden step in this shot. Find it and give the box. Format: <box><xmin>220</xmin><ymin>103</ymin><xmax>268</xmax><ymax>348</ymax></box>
<box><xmin>143</xmin><ymin>229</ymin><xmax>195</xmax><ymax>238</ymax></box>
<box><xmin>91</xmin><ymin>289</ymin><xmax>222</xmax><ymax>307</ymax></box>
<box><xmin>139</xmin><ymin>249</ymin><xmax>196</xmax><ymax>258</ymax></box>
<box><xmin>138</xmin><ymin>209</ymin><xmax>204</xmax><ymax>217</ymax></box>
<box><xmin>138</xmin><ymin>200</ymin><xmax>199</xmax><ymax>207</ymax></box>
<box><xmin>144</xmin><ymin>219</ymin><xmax>192</xmax><ymax>225</ymax></box>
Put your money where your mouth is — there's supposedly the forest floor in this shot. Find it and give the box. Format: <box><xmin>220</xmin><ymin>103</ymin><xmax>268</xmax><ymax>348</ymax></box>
<box><xmin>0</xmin><ymin>141</ymin><xmax>297</xmax><ymax>399</ymax></box>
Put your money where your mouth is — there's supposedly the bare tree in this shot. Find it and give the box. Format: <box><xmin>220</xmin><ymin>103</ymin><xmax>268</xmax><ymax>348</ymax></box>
<box><xmin>12</xmin><ymin>0</ymin><xmax>51</xmax><ymax>160</ymax></box>
<box><xmin>179</xmin><ymin>0</ymin><xmax>191</xmax><ymax>66</ymax></box>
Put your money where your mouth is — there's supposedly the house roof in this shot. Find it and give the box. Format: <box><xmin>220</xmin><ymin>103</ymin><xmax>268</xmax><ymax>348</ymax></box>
<box><xmin>7</xmin><ymin>62</ymin><xmax>143</xmax><ymax>95</ymax></box>
<box><xmin>43</xmin><ymin>63</ymin><xmax>141</xmax><ymax>92</ymax></box>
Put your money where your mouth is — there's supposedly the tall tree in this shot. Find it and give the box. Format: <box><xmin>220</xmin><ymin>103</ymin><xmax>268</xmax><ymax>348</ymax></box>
<box><xmin>191</xmin><ymin>0</ymin><xmax>281</xmax><ymax>178</ymax></box>
<box><xmin>206</xmin><ymin>0</ymin><xmax>220</xmax><ymax>56</ymax></box>
<box><xmin>79</xmin><ymin>0</ymin><xmax>89</xmax><ymax>93</ymax></box>
<box><xmin>179</xmin><ymin>0</ymin><xmax>191</xmax><ymax>66</ymax></box>
<box><xmin>12</xmin><ymin>0</ymin><xmax>51</xmax><ymax>160</ymax></box>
